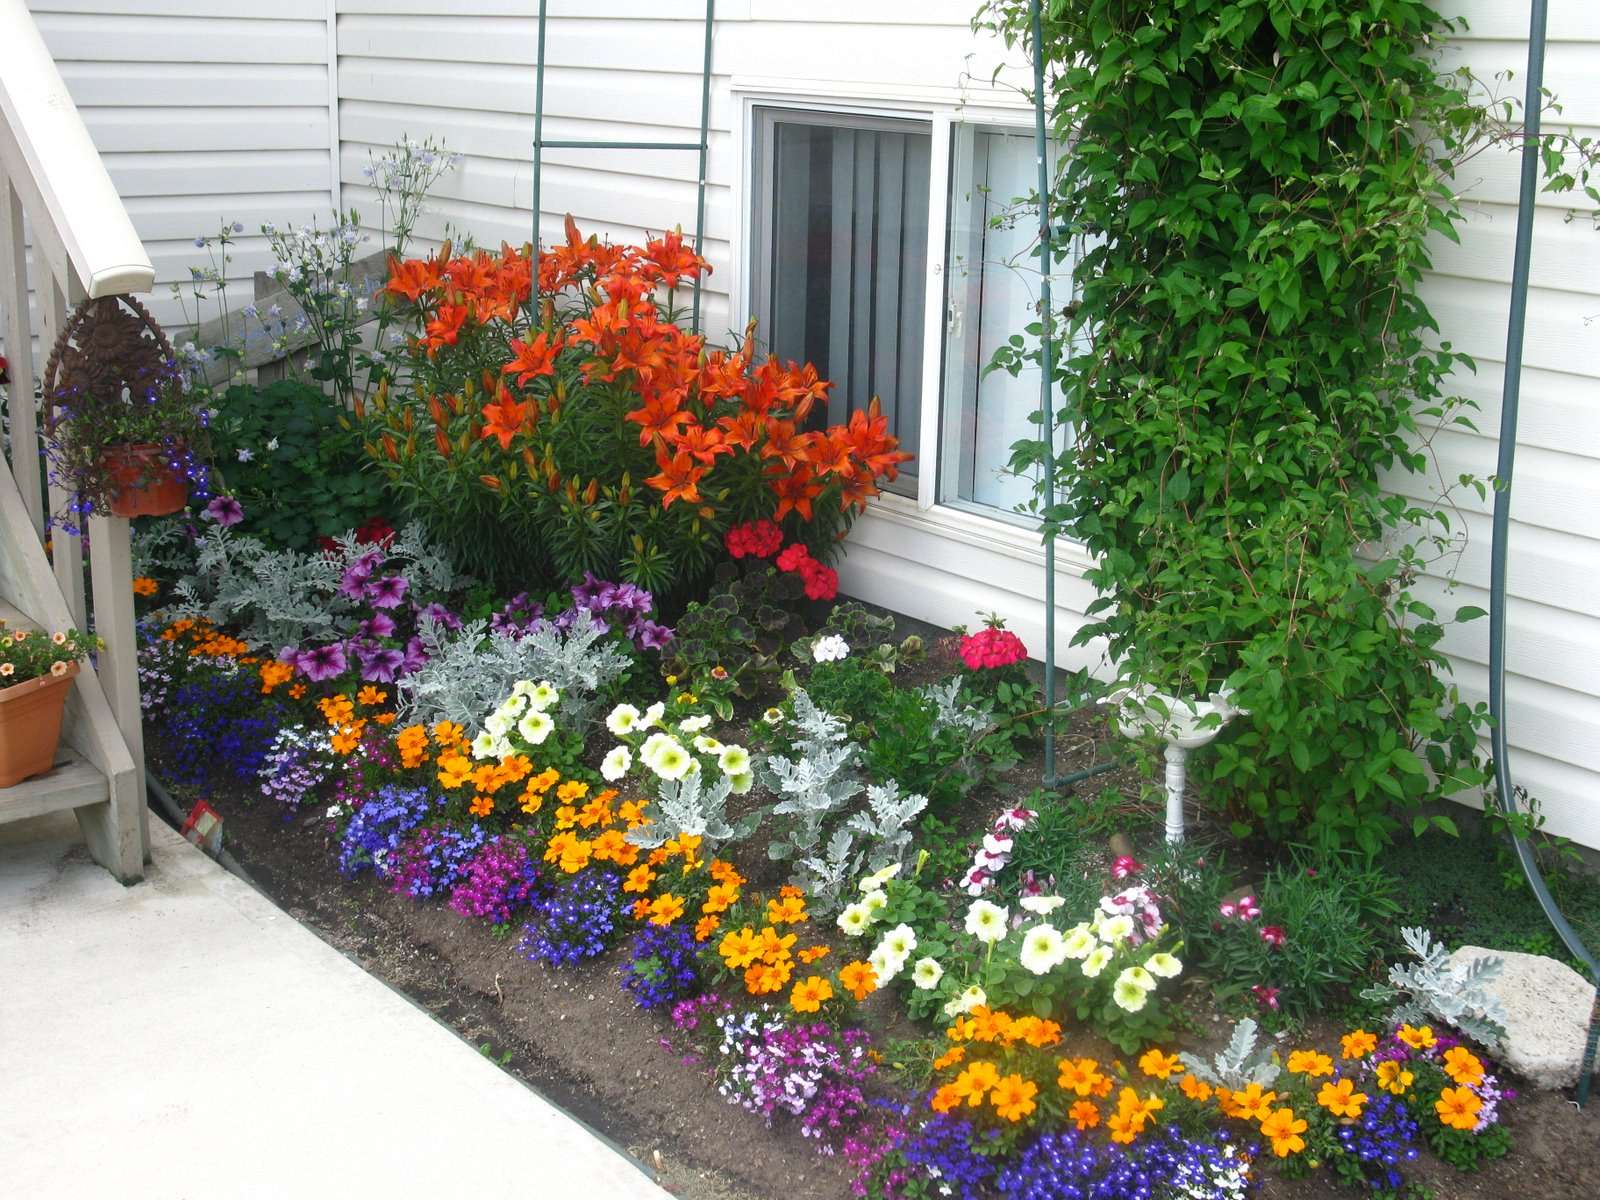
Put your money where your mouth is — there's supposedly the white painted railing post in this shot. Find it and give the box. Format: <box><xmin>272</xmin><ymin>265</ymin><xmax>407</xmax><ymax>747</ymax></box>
<box><xmin>0</xmin><ymin>171</ymin><xmax>42</xmax><ymax>536</ymax></box>
<box><xmin>88</xmin><ymin>513</ymin><xmax>148</xmax><ymax>857</ymax></box>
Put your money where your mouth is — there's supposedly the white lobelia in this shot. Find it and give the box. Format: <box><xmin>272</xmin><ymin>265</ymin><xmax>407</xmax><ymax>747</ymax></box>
<box><xmin>964</xmin><ymin>899</ymin><xmax>1009</xmax><ymax>944</ymax></box>
<box><xmin>911</xmin><ymin>957</ymin><xmax>944</xmax><ymax>990</ymax></box>
<box><xmin>1019</xmin><ymin>924</ymin><xmax>1069</xmax><ymax>975</ymax></box>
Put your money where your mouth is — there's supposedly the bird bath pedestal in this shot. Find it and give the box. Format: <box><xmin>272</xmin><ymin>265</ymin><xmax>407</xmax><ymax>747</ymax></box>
<box><xmin>1107</xmin><ymin>688</ymin><xmax>1245</xmax><ymax>843</ymax></box>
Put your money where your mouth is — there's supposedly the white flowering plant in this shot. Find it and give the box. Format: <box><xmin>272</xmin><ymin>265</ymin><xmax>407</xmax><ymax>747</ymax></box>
<box><xmin>465</xmin><ymin>678</ymin><xmax>586</xmax><ymax>778</ymax></box>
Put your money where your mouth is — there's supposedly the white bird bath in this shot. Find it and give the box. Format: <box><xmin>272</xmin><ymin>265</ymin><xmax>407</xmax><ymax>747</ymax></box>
<box><xmin>1106</xmin><ymin>687</ymin><xmax>1246</xmax><ymax>843</ymax></box>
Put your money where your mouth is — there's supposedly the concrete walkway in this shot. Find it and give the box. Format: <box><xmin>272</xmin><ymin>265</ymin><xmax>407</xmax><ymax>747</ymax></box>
<box><xmin>0</xmin><ymin>810</ymin><xmax>670</xmax><ymax>1200</ymax></box>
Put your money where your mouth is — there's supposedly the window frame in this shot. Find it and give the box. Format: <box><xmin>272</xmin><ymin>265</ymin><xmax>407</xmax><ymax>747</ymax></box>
<box><xmin>730</xmin><ymin>83</ymin><xmax>1081</xmax><ymax>553</ymax></box>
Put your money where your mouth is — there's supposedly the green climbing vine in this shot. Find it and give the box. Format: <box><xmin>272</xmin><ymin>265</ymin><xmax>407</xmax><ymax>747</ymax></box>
<box><xmin>981</xmin><ymin>0</ymin><xmax>1599</xmax><ymax>850</ymax></box>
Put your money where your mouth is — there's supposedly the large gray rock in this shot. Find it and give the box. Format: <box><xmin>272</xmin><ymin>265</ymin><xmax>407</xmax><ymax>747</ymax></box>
<box><xmin>1447</xmin><ymin>945</ymin><xmax>1596</xmax><ymax>1090</ymax></box>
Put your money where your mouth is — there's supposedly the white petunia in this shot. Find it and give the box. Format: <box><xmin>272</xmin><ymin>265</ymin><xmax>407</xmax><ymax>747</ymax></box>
<box><xmin>911</xmin><ymin>957</ymin><xmax>944</xmax><ymax>990</ymax></box>
<box><xmin>1120</xmin><ymin>965</ymin><xmax>1158</xmax><ymax>992</ymax></box>
<box><xmin>837</xmin><ymin>903</ymin><xmax>872</xmax><ymax>936</ymax></box>
<box><xmin>470</xmin><ymin>730</ymin><xmax>501</xmax><ymax>760</ymax></box>
<box><xmin>727</xmin><ymin>771</ymin><xmax>753</xmax><ymax>795</ymax></box>
<box><xmin>1081</xmin><ymin>945</ymin><xmax>1113</xmax><ymax>978</ymax></box>
<box><xmin>1144</xmin><ymin>952</ymin><xmax>1183</xmax><ymax>979</ymax></box>
<box><xmin>517</xmin><ymin>710</ymin><xmax>554</xmax><ymax>746</ymax></box>
<box><xmin>1019</xmin><ymin>923</ymin><xmax>1068</xmax><ymax>975</ymax></box>
<box><xmin>693</xmin><ymin>735</ymin><xmax>723</xmax><ymax>754</ymax></box>
<box><xmin>1019</xmin><ymin>895</ymin><xmax>1066</xmax><ymax>916</ymax></box>
<box><xmin>641</xmin><ymin>701</ymin><xmax>665</xmax><ymax>729</ymax></box>
<box><xmin>1062</xmin><ymin>925</ymin><xmax>1099</xmax><ymax>960</ymax></box>
<box><xmin>639</xmin><ymin>731</ymin><xmax>675</xmax><ymax>769</ymax></box>
<box><xmin>1099</xmin><ymin>914</ymin><xmax>1135</xmax><ymax>944</ymax></box>
<box><xmin>526</xmin><ymin>681</ymin><xmax>559</xmax><ymax>711</ymax></box>
<box><xmin>716</xmin><ymin>745</ymin><xmax>751</xmax><ymax>776</ymax></box>
<box><xmin>862</xmin><ymin>890</ymin><xmax>888</xmax><ymax>917</ymax></box>
<box><xmin>964</xmin><ymin>899</ymin><xmax>1009</xmax><ymax>944</ymax></box>
<box><xmin>600</xmin><ymin>745</ymin><xmax>632</xmax><ymax>781</ymax></box>
<box><xmin>606</xmin><ymin>703</ymin><xmax>641</xmax><ymax>736</ymax></box>
<box><xmin>1112</xmin><ymin>970</ymin><xmax>1151</xmax><ymax>1012</ymax></box>
<box><xmin>512</xmin><ymin>679</ymin><xmax>536</xmax><ymax>698</ymax></box>
<box><xmin>649</xmin><ymin>737</ymin><xmax>693</xmax><ymax>781</ymax></box>
<box><xmin>483</xmin><ymin>711</ymin><xmax>511</xmax><ymax>738</ymax></box>
<box><xmin>498</xmin><ymin>692</ymin><xmax>529</xmax><ymax>718</ymax></box>
<box><xmin>942</xmin><ymin>984</ymin><xmax>987</xmax><ymax>1017</ymax></box>
<box><xmin>812</xmin><ymin>634</ymin><xmax>850</xmax><ymax>663</ymax></box>
<box><xmin>680</xmin><ymin>714</ymin><xmax>712</xmax><ymax>733</ymax></box>
<box><xmin>880</xmin><ymin>923</ymin><xmax>918</xmax><ymax>958</ymax></box>
<box><xmin>859</xmin><ymin>863</ymin><xmax>902</xmax><ymax>893</ymax></box>
<box><xmin>868</xmin><ymin>943</ymin><xmax>907</xmax><ymax>984</ymax></box>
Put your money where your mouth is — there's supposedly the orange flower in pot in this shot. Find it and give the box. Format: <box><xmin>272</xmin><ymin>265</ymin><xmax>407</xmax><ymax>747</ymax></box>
<box><xmin>0</xmin><ymin>625</ymin><xmax>99</xmax><ymax>788</ymax></box>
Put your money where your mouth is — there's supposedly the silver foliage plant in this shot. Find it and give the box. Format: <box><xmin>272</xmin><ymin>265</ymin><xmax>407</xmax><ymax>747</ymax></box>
<box><xmin>397</xmin><ymin>615</ymin><xmax>630</xmax><ymax>731</ymax></box>
<box><xmin>1361</xmin><ymin>927</ymin><xmax>1509</xmax><ymax>1047</ymax></box>
<box><xmin>624</xmin><ymin>771</ymin><xmax>760</xmax><ymax>850</ymax></box>
<box><xmin>1178</xmin><ymin>1018</ymin><xmax>1281</xmax><ymax>1090</ymax></box>
<box><xmin>161</xmin><ymin>520</ymin><xmax>458</xmax><ymax>649</ymax></box>
<box><xmin>796</xmin><ymin>782</ymin><xmax>928</xmax><ymax>913</ymax></box>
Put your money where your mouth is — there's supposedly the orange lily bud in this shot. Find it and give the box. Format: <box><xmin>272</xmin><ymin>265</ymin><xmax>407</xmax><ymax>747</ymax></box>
<box><xmin>352</xmin><ymin>394</ymin><xmax>365</xmax><ymax>421</ymax></box>
<box><xmin>521</xmin><ymin>448</ymin><xmax>537</xmax><ymax>471</ymax></box>
<box><xmin>447</xmin><ymin>394</ymin><xmax>463</xmax><ymax>415</ymax></box>
<box><xmin>564</xmin><ymin>479</ymin><xmax>578</xmax><ymax>504</ymax></box>
<box><xmin>435</xmin><ymin>428</ymin><xmax>452</xmax><ymax>457</ymax></box>
<box><xmin>404</xmin><ymin>433</ymin><xmax>417</xmax><ymax>457</ymax></box>
<box><xmin>480</xmin><ymin>474</ymin><xmax>502</xmax><ymax>492</ymax></box>
<box><xmin>429</xmin><ymin>396</ymin><xmax>446</xmax><ymax>428</ymax></box>
<box><xmin>402</xmin><ymin>409</ymin><xmax>415</xmax><ymax>433</ymax></box>
<box><xmin>381</xmin><ymin>434</ymin><xmax>399</xmax><ymax>461</ymax></box>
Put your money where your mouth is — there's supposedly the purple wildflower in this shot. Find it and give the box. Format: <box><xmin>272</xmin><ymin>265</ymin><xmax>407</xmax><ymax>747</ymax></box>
<box><xmin>203</xmin><ymin>495</ymin><xmax>244</xmax><ymax>526</ymax></box>
<box><xmin>359</xmin><ymin>611</ymin><xmax>397</xmax><ymax>639</ymax></box>
<box><xmin>297</xmin><ymin>643</ymin><xmax>348</xmax><ymax>682</ymax></box>
<box><xmin>364</xmin><ymin>575</ymin><xmax>409</xmax><ymax>609</ymax></box>
<box><xmin>356</xmin><ymin>644</ymin><xmax>406</xmax><ymax>683</ymax></box>
<box><xmin>628</xmin><ymin>618</ymin><xmax>674</xmax><ymax>651</ymax></box>
<box><xmin>416</xmin><ymin>601</ymin><xmax>462</xmax><ymax>632</ymax></box>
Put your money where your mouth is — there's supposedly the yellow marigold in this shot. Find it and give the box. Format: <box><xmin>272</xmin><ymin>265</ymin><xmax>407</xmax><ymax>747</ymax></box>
<box><xmin>620</xmin><ymin>799</ymin><xmax>650</xmax><ymax>828</ymax></box>
<box><xmin>1442</xmin><ymin>1047</ymin><xmax>1486</xmax><ymax>1087</ymax></box>
<box><xmin>990</xmin><ymin>1074</ymin><xmax>1038</xmax><ymax>1123</ymax></box>
<box><xmin>693</xmin><ymin>915</ymin><xmax>720</xmax><ymax>942</ymax></box>
<box><xmin>766</xmin><ymin>895</ymin><xmax>808</xmax><ymax>925</ymax></box>
<box><xmin>946</xmin><ymin>1017</ymin><xmax>976</xmax><ymax>1044</ymax></box>
<box><xmin>356</xmin><ymin>685</ymin><xmax>388</xmax><ymax>706</ymax></box>
<box><xmin>702</xmin><ymin>882</ymin><xmax>740</xmax><ymax>914</ymax></box>
<box><xmin>755</xmin><ymin>926</ymin><xmax>797</xmax><ymax>965</ymax></box>
<box><xmin>468</xmin><ymin>795</ymin><xmax>494</xmax><ymax>818</ymax></box>
<box><xmin>1286</xmin><ymin>1050</ymin><xmax>1334</xmax><ymax>1078</ymax></box>
<box><xmin>838</xmin><ymin>960</ymin><xmax>878</xmax><ymax>1001</ymax></box>
<box><xmin>436</xmin><ymin>752</ymin><xmax>473</xmax><ymax>790</ymax></box>
<box><xmin>319</xmin><ymin>695</ymin><xmax>355</xmax><ymax>727</ymax></box>
<box><xmin>1435</xmin><ymin>1086</ymin><xmax>1482</xmax><ymax>1131</ymax></box>
<box><xmin>743</xmin><ymin>959</ymin><xmax>792</xmax><ymax>995</ymax></box>
<box><xmin>779</xmin><ymin>884</ymin><xmax>805</xmax><ymax>899</ymax></box>
<box><xmin>1340</xmin><ymin>1029</ymin><xmax>1378</xmax><ymax>1060</ymax></box>
<box><xmin>432</xmin><ymin>720</ymin><xmax>465</xmax><ymax>746</ymax></box>
<box><xmin>1138</xmin><ymin>1049</ymin><xmax>1183</xmax><ymax>1080</ymax></box>
<box><xmin>330</xmin><ymin>722</ymin><xmax>365</xmax><ymax>755</ymax></box>
<box><xmin>1105</xmin><ymin>1108</ymin><xmax>1148</xmax><ymax>1145</ymax></box>
<box><xmin>790</xmin><ymin>975</ymin><xmax>834</xmax><ymax>1014</ymax></box>
<box><xmin>1259</xmin><ymin>1106</ymin><xmax>1308</xmax><ymax>1157</ymax></box>
<box><xmin>472</xmin><ymin>764</ymin><xmax>505</xmax><ymax>795</ymax></box>
<box><xmin>258</xmin><ymin>660</ymin><xmax>294</xmax><ymax>694</ymax></box>
<box><xmin>1057</xmin><ymin>1058</ymin><xmax>1106</xmax><ymax>1098</ymax></box>
<box><xmin>932</xmin><ymin>1045</ymin><xmax>966</xmax><ymax>1071</ymax></box>
<box><xmin>1317</xmin><ymin>1077</ymin><xmax>1368</xmax><ymax>1119</ymax></box>
<box><xmin>951</xmin><ymin>1061</ymin><xmax>1000</xmax><ymax>1107</ymax></box>
<box><xmin>498</xmin><ymin>754</ymin><xmax>533</xmax><ymax>783</ymax></box>
<box><xmin>559</xmin><ymin>779</ymin><xmax>592</xmax><ymax>804</ymax></box>
<box><xmin>1179</xmin><ymin>1074</ymin><xmax>1213</xmax><ymax>1102</ymax></box>
<box><xmin>1017</xmin><ymin>1017</ymin><xmax>1063</xmax><ymax>1049</ymax></box>
<box><xmin>798</xmin><ymin>945</ymin><xmax>830</xmax><ymax>965</ymax></box>
<box><xmin>553</xmin><ymin>805</ymin><xmax>579</xmax><ymax>831</ymax></box>
<box><xmin>1375</xmin><ymin>1061</ymin><xmax>1414</xmax><ymax>1096</ymax></box>
<box><xmin>719</xmin><ymin>926</ymin><xmax>762</xmax><ymax>970</ymax></box>
<box><xmin>970</xmin><ymin>1006</ymin><xmax>1013</xmax><ymax>1044</ymax></box>
<box><xmin>518</xmin><ymin>786</ymin><xmax>544</xmax><ymax>816</ymax></box>
<box><xmin>1397</xmin><ymin>1024</ymin><xmax>1436</xmax><ymax>1051</ymax></box>
<box><xmin>288</xmin><ymin>683</ymin><xmax>307</xmax><ymax>699</ymax></box>
<box><xmin>623</xmin><ymin>865</ymin><xmax>656</xmax><ymax>894</ymax></box>
<box><xmin>930</xmin><ymin>1085</ymin><xmax>963</xmax><ymax>1114</ymax></box>
<box><xmin>708</xmin><ymin>858</ymin><xmax>744</xmax><ymax>886</ymax></box>
<box><xmin>647</xmin><ymin>893</ymin><xmax>685</xmax><ymax>926</ymax></box>
<box><xmin>374</xmin><ymin>712</ymin><xmax>397</xmax><ymax>726</ymax></box>
<box><xmin>631</xmin><ymin>898</ymin><xmax>651</xmax><ymax>920</ymax></box>
<box><xmin>590</xmin><ymin>829</ymin><xmax>630</xmax><ymax>864</ymax></box>
<box><xmin>527</xmin><ymin>767</ymin><xmax>560</xmax><ymax>794</ymax></box>
<box><xmin>1225</xmin><ymin>1083</ymin><xmax>1277</xmax><ymax>1122</ymax></box>
<box><xmin>132</xmin><ymin>576</ymin><xmax>159</xmax><ymax>597</ymax></box>
<box><xmin>1069</xmin><ymin>1100</ymin><xmax>1101</xmax><ymax>1130</ymax></box>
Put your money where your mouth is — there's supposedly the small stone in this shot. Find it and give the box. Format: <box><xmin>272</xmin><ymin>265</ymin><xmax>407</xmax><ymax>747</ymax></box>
<box><xmin>1447</xmin><ymin>945</ymin><xmax>1596</xmax><ymax>1089</ymax></box>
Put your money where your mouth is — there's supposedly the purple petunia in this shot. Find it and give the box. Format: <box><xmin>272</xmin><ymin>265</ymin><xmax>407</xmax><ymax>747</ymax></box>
<box><xmin>628</xmin><ymin>618</ymin><xmax>674</xmax><ymax>651</ymax></box>
<box><xmin>337</xmin><ymin>549</ymin><xmax>383</xmax><ymax>600</ymax></box>
<box><xmin>359</xmin><ymin>612</ymin><xmax>397</xmax><ymax>639</ymax></box>
<box><xmin>356</xmin><ymin>644</ymin><xmax>406</xmax><ymax>683</ymax></box>
<box><xmin>415</xmin><ymin>601</ymin><xmax>461</xmax><ymax>632</ymax></box>
<box><xmin>296</xmin><ymin>642</ymin><xmax>348</xmax><ymax>682</ymax></box>
<box><xmin>364</xmin><ymin>575</ymin><xmax>409</xmax><ymax>610</ymax></box>
<box><xmin>400</xmin><ymin>635</ymin><xmax>428</xmax><ymax>674</ymax></box>
<box><xmin>203</xmin><ymin>495</ymin><xmax>244</xmax><ymax>526</ymax></box>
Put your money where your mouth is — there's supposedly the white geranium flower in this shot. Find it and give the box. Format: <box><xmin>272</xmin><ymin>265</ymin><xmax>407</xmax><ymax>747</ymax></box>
<box><xmin>716</xmin><ymin>744</ymin><xmax>751</xmax><ymax>776</ymax></box>
<box><xmin>727</xmin><ymin>770</ymin><xmax>753</xmax><ymax>795</ymax></box>
<box><xmin>1019</xmin><ymin>924</ymin><xmax>1068</xmax><ymax>975</ymax></box>
<box><xmin>600</xmin><ymin>745</ymin><xmax>632</xmax><ymax>781</ymax></box>
<box><xmin>812</xmin><ymin>634</ymin><xmax>850</xmax><ymax>663</ymax></box>
<box><xmin>517</xmin><ymin>710</ymin><xmax>554</xmax><ymax>746</ymax></box>
<box><xmin>1062</xmin><ymin>925</ymin><xmax>1099</xmax><ymax>960</ymax></box>
<box><xmin>911</xmin><ymin>957</ymin><xmax>944</xmax><ymax>990</ymax></box>
<box><xmin>859</xmin><ymin>863</ymin><xmax>902</xmax><ymax>892</ymax></box>
<box><xmin>964</xmin><ymin>899</ymin><xmax>1009</xmax><ymax>944</ymax></box>
<box><xmin>837</xmin><ymin>903</ymin><xmax>872</xmax><ymax>936</ymax></box>
<box><xmin>1019</xmin><ymin>895</ymin><xmax>1066</xmax><ymax>916</ymax></box>
<box><xmin>1081</xmin><ymin>945</ymin><xmax>1113</xmax><ymax>978</ymax></box>
<box><xmin>606</xmin><ymin>703</ymin><xmax>640</xmax><ymax>736</ymax></box>
<box><xmin>1144</xmin><ymin>952</ymin><xmax>1183</xmax><ymax>979</ymax></box>
<box><xmin>1113</xmin><ymin>970</ymin><xmax>1151</xmax><ymax>1012</ymax></box>
<box><xmin>680</xmin><ymin>714</ymin><xmax>712</xmax><ymax>733</ymax></box>
<box><xmin>943</xmin><ymin>984</ymin><xmax>987</xmax><ymax>1017</ymax></box>
<box><xmin>649</xmin><ymin>737</ymin><xmax>693</xmax><ymax>781</ymax></box>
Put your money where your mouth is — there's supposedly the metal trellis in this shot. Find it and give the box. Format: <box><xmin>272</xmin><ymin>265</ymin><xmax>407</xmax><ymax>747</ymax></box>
<box><xmin>530</xmin><ymin>0</ymin><xmax>717</xmax><ymax>333</ymax></box>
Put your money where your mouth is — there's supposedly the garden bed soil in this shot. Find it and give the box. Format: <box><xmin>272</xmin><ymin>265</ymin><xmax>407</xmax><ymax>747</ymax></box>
<box><xmin>184</xmin><ymin>766</ymin><xmax>1600</xmax><ymax>1200</ymax></box>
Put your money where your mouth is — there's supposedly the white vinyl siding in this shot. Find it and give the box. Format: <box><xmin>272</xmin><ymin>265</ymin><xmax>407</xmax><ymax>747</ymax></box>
<box><xmin>26</xmin><ymin>0</ymin><xmax>338</xmax><ymax>330</ymax></box>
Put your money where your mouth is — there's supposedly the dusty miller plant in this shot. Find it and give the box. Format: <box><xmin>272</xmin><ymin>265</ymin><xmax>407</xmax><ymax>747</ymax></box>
<box><xmin>1178</xmin><ymin>1018</ymin><xmax>1281</xmax><ymax>1091</ymax></box>
<box><xmin>623</xmin><ymin>771</ymin><xmax>760</xmax><ymax>851</ymax></box>
<box><xmin>795</xmin><ymin>782</ymin><xmax>929</xmax><ymax>914</ymax></box>
<box><xmin>761</xmin><ymin>689</ymin><xmax>864</xmax><ymax>865</ymax></box>
<box><xmin>165</xmin><ymin>521</ymin><xmax>457</xmax><ymax>649</ymax></box>
<box><xmin>1362</xmin><ymin>926</ymin><xmax>1508</xmax><ymax>1046</ymax></box>
<box><xmin>397</xmin><ymin>615</ymin><xmax>629</xmax><ymax>731</ymax></box>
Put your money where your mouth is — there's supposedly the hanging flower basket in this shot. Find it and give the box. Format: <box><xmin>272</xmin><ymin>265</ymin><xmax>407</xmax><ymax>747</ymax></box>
<box><xmin>0</xmin><ymin>660</ymin><xmax>79</xmax><ymax>788</ymax></box>
<box><xmin>100</xmin><ymin>442</ymin><xmax>189</xmax><ymax>517</ymax></box>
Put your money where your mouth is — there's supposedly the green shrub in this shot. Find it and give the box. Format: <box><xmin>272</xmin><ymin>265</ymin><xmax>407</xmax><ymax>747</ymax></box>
<box><xmin>210</xmin><ymin>380</ymin><xmax>387</xmax><ymax>550</ymax></box>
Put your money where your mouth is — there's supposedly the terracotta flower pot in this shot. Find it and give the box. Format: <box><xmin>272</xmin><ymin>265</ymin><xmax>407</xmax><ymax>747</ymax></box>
<box><xmin>0</xmin><ymin>660</ymin><xmax>79</xmax><ymax>788</ymax></box>
<box><xmin>102</xmin><ymin>442</ymin><xmax>188</xmax><ymax>518</ymax></box>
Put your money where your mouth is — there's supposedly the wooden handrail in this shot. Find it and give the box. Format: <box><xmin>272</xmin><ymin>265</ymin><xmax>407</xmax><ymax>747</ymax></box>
<box><xmin>0</xmin><ymin>0</ymin><xmax>153</xmax><ymax>298</ymax></box>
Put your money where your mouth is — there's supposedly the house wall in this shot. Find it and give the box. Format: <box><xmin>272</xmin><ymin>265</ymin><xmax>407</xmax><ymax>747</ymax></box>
<box><xmin>25</xmin><ymin>0</ymin><xmax>339</xmax><ymax>330</ymax></box>
<box><xmin>16</xmin><ymin>1</ymin><xmax>1599</xmax><ymax>846</ymax></box>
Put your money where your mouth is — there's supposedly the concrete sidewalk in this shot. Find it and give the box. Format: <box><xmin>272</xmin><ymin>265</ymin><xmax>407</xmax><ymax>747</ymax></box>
<box><xmin>0</xmin><ymin>810</ymin><xmax>670</xmax><ymax>1200</ymax></box>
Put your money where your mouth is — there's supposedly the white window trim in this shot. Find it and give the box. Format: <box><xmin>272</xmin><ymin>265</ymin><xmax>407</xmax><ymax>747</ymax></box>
<box><xmin>728</xmin><ymin>77</ymin><xmax>1093</xmax><ymax>579</ymax></box>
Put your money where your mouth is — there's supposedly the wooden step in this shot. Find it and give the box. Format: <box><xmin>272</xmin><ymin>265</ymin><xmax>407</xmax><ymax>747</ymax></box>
<box><xmin>0</xmin><ymin>747</ymin><xmax>109</xmax><ymax>822</ymax></box>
